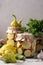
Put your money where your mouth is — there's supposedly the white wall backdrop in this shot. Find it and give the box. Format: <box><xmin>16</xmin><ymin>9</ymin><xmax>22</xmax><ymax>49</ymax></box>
<box><xmin>0</xmin><ymin>0</ymin><xmax>43</xmax><ymax>38</ymax></box>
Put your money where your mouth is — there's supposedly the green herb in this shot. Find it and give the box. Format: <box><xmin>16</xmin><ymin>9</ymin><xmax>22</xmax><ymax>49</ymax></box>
<box><xmin>26</xmin><ymin>18</ymin><xmax>43</xmax><ymax>37</ymax></box>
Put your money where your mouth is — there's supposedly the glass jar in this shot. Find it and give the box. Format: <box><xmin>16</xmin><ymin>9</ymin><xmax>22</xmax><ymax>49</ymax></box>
<box><xmin>16</xmin><ymin>32</ymin><xmax>36</xmax><ymax>58</ymax></box>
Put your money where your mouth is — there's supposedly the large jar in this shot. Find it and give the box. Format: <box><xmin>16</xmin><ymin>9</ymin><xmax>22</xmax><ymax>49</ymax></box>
<box><xmin>15</xmin><ymin>32</ymin><xmax>36</xmax><ymax>57</ymax></box>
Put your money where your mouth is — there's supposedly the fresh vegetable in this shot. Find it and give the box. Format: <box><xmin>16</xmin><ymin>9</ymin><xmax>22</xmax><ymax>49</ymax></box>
<box><xmin>0</xmin><ymin>41</ymin><xmax>16</xmax><ymax>55</ymax></box>
<box><xmin>10</xmin><ymin>15</ymin><xmax>18</xmax><ymax>27</ymax></box>
<box><xmin>10</xmin><ymin>15</ymin><xmax>22</xmax><ymax>27</ymax></box>
<box><xmin>26</xmin><ymin>18</ymin><xmax>43</xmax><ymax>37</ymax></box>
<box><xmin>2</xmin><ymin>49</ymin><xmax>17</xmax><ymax>63</ymax></box>
<box><xmin>16</xmin><ymin>54</ymin><xmax>25</xmax><ymax>61</ymax></box>
<box><xmin>21</xmin><ymin>18</ymin><xmax>43</xmax><ymax>37</ymax></box>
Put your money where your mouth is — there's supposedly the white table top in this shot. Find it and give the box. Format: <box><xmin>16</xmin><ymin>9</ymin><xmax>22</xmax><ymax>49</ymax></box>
<box><xmin>0</xmin><ymin>59</ymin><xmax>43</xmax><ymax>65</ymax></box>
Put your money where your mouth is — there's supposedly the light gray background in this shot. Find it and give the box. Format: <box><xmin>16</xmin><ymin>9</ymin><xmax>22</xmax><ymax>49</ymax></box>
<box><xmin>0</xmin><ymin>0</ymin><xmax>43</xmax><ymax>38</ymax></box>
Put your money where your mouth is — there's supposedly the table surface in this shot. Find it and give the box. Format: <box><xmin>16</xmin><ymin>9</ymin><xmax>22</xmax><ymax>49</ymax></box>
<box><xmin>0</xmin><ymin>59</ymin><xmax>43</xmax><ymax>65</ymax></box>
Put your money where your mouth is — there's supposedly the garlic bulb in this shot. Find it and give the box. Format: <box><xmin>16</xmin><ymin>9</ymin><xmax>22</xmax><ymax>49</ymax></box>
<box><xmin>37</xmin><ymin>50</ymin><xmax>43</xmax><ymax>59</ymax></box>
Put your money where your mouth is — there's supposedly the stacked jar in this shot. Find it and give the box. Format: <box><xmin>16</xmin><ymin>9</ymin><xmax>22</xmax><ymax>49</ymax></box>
<box><xmin>6</xmin><ymin>26</ymin><xmax>36</xmax><ymax>58</ymax></box>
